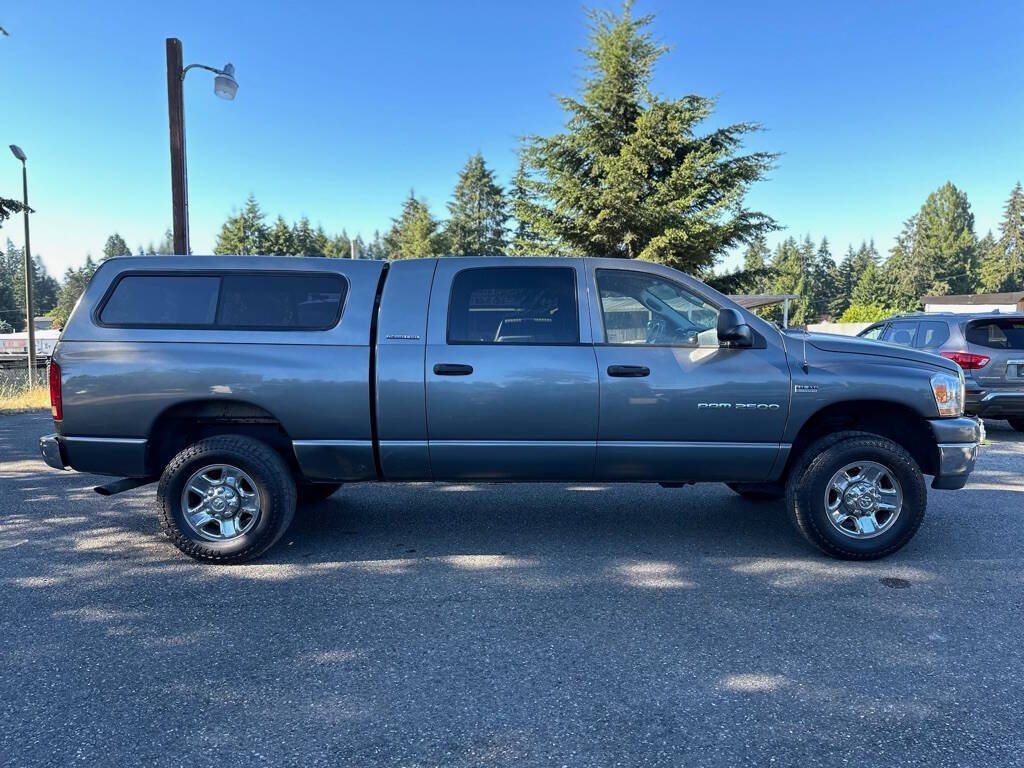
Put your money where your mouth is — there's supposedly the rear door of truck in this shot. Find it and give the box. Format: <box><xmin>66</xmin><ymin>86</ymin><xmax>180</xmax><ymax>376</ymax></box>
<box><xmin>422</xmin><ymin>258</ymin><xmax>599</xmax><ymax>481</ymax></box>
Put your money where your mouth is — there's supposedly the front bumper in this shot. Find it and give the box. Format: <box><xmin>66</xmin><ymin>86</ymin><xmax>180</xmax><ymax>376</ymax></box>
<box><xmin>927</xmin><ymin>417</ymin><xmax>982</xmax><ymax>490</ymax></box>
<box><xmin>966</xmin><ymin>390</ymin><xmax>1024</xmax><ymax>418</ymax></box>
<box><xmin>40</xmin><ymin>433</ymin><xmax>67</xmax><ymax>470</ymax></box>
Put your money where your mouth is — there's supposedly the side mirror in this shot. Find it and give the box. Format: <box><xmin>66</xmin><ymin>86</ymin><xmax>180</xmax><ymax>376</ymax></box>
<box><xmin>717</xmin><ymin>307</ymin><xmax>754</xmax><ymax>347</ymax></box>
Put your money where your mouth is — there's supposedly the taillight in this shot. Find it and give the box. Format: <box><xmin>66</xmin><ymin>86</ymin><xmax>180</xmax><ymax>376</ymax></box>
<box><xmin>940</xmin><ymin>351</ymin><xmax>990</xmax><ymax>370</ymax></box>
<box><xmin>48</xmin><ymin>361</ymin><xmax>63</xmax><ymax>421</ymax></box>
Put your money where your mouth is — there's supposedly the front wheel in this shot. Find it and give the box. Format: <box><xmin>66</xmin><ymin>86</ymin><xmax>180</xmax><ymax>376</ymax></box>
<box><xmin>157</xmin><ymin>435</ymin><xmax>296</xmax><ymax>564</ymax></box>
<box><xmin>1007</xmin><ymin>417</ymin><xmax>1024</xmax><ymax>433</ymax></box>
<box><xmin>785</xmin><ymin>432</ymin><xmax>926</xmax><ymax>560</ymax></box>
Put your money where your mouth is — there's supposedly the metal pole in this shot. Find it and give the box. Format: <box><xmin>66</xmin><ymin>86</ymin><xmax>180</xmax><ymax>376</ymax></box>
<box><xmin>19</xmin><ymin>161</ymin><xmax>37</xmax><ymax>386</ymax></box>
<box><xmin>166</xmin><ymin>38</ymin><xmax>189</xmax><ymax>255</ymax></box>
<box><xmin>782</xmin><ymin>298</ymin><xmax>790</xmax><ymax>329</ymax></box>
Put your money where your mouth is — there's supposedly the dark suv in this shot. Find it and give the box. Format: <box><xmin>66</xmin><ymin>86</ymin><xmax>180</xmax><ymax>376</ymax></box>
<box><xmin>859</xmin><ymin>313</ymin><xmax>1024</xmax><ymax>430</ymax></box>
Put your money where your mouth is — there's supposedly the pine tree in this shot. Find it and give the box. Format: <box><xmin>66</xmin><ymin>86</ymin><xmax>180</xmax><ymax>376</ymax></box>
<box><xmin>365</xmin><ymin>230</ymin><xmax>388</xmax><ymax>260</ymax></box>
<box><xmin>214</xmin><ymin>196</ymin><xmax>269</xmax><ymax>255</ymax></box>
<box><xmin>851</xmin><ymin>260</ymin><xmax>885</xmax><ymax>307</ymax></box>
<box><xmin>445</xmin><ymin>153</ymin><xmax>509</xmax><ymax>256</ymax></box>
<box><xmin>509</xmin><ymin>161</ymin><xmax>555</xmax><ymax>256</ymax></box>
<box><xmin>978</xmin><ymin>231</ymin><xmax>1002</xmax><ymax>292</ymax></box>
<box><xmin>328</xmin><ymin>230</ymin><xmax>352</xmax><ymax>259</ymax></box>
<box><xmin>981</xmin><ymin>182</ymin><xmax>1024</xmax><ymax>291</ymax></box>
<box><xmin>50</xmin><ymin>256</ymin><xmax>97</xmax><ymax>329</ymax></box>
<box><xmin>264</xmin><ymin>216</ymin><xmax>295</xmax><ymax>256</ymax></box>
<box><xmin>291</xmin><ymin>217</ymin><xmax>318</xmax><ymax>257</ymax></box>
<box><xmin>517</xmin><ymin>2</ymin><xmax>777</xmax><ymax>274</ymax></box>
<box><xmin>384</xmin><ymin>192</ymin><xmax>445</xmax><ymax>260</ymax></box>
<box><xmin>101</xmin><ymin>233</ymin><xmax>131</xmax><ymax>261</ymax></box>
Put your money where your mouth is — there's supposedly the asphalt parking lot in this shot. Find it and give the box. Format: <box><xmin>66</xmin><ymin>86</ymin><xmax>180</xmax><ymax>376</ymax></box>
<box><xmin>2</xmin><ymin>411</ymin><xmax>1023</xmax><ymax>767</ymax></box>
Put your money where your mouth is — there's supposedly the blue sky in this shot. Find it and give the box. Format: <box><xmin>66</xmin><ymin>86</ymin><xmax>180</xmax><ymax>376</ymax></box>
<box><xmin>2</xmin><ymin>0</ymin><xmax>1022</xmax><ymax>276</ymax></box>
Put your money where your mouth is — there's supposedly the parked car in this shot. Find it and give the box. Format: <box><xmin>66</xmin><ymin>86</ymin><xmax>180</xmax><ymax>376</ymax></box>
<box><xmin>858</xmin><ymin>312</ymin><xmax>1024</xmax><ymax>431</ymax></box>
<box><xmin>40</xmin><ymin>256</ymin><xmax>980</xmax><ymax>563</ymax></box>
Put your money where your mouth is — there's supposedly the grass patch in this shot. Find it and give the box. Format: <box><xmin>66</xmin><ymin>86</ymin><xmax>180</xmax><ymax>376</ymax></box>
<box><xmin>0</xmin><ymin>370</ymin><xmax>50</xmax><ymax>413</ymax></box>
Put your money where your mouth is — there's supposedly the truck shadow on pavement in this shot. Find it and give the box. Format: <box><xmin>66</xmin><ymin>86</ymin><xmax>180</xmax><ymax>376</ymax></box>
<box><xmin>4</xmin><ymin>412</ymin><xmax>1024</xmax><ymax>766</ymax></box>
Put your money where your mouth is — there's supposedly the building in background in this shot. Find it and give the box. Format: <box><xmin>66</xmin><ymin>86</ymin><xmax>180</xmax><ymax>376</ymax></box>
<box><xmin>923</xmin><ymin>292</ymin><xmax>1024</xmax><ymax>314</ymax></box>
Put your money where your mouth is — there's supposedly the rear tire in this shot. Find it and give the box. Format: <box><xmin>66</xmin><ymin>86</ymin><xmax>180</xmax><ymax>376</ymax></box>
<box><xmin>1007</xmin><ymin>417</ymin><xmax>1024</xmax><ymax>433</ymax></box>
<box><xmin>726</xmin><ymin>482</ymin><xmax>784</xmax><ymax>501</ymax></box>
<box><xmin>157</xmin><ymin>435</ymin><xmax>296</xmax><ymax>564</ymax></box>
<box><xmin>785</xmin><ymin>431</ymin><xmax>926</xmax><ymax>560</ymax></box>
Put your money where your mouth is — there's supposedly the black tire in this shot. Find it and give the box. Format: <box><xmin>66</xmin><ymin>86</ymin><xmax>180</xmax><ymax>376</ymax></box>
<box><xmin>726</xmin><ymin>482</ymin><xmax>785</xmax><ymax>501</ymax></box>
<box><xmin>785</xmin><ymin>431</ymin><xmax>926</xmax><ymax>560</ymax></box>
<box><xmin>297</xmin><ymin>482</ymin><xmax>342</xmax><ymax>505</ymax></box>
<box><xmin>157</xmin><ymin>435</ymin><xmax>296</xmax><ymax>564</ymax></box>
<box><xmin>1007</xmin><ymin>417</ymin><xmax>1024</xmax><ymax>433</ymax></box>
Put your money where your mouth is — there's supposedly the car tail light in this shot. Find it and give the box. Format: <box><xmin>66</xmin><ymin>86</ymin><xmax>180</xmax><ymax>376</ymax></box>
<box><xmin>48</xmin><ymin>361</ymin><xmax>63</xmax><ymax>421</ymax></box>
<box><xmin>940</xmin><ymin>351</ymin><xmax>990</xmax><ymax>370</ymax></box>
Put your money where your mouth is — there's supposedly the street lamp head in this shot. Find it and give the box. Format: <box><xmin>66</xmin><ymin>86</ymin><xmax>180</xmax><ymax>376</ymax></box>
<box><xmin>9</xmin><ymin>144</ymin><xmax>26</xmax><ymax>162</ymax></box>
<box><xmin>214</xmin><ymin>63</ymin><xmax>238</xmax><ymax>100</ymax></box>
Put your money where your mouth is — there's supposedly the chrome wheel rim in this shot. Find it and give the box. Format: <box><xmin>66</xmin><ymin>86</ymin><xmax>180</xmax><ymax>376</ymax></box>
<box><xmin>823</xmin><ymin>461</ymin><xmax>902</xmax><ymax>539</ymax></box>
<box><xmin>180</xmin><ymin>464</ymin><xmax>261</xmax><ymax>541</ymax></box>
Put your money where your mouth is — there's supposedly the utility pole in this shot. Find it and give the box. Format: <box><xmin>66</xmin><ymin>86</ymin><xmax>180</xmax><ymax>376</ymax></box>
<box><xmin>9</xmin><ymin>145</ymin><xmax>35</xmax><ymax>385</ymax></box>
<box><xmin>166</xmin><ymin>38</ymin><xmax>188</xmax><ymax>255</ymax></box>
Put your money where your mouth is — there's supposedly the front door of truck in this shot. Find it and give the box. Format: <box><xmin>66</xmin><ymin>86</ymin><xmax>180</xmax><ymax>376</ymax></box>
<box><xmin>424</xmin><ymin>259</ymin><xmax>599</xmax><ymax>481</ymax></box>
<box><xmin>587</xmin><ymin>264</ymin><xmax>791</xmax><ymax>482</ymax></box>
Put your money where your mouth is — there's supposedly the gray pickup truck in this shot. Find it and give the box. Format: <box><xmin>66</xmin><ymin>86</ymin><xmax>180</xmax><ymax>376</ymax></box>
<box><xmin>40</xmin><ymin>256</ymin><xmax>981</xmax><ymax>563</ymax></box>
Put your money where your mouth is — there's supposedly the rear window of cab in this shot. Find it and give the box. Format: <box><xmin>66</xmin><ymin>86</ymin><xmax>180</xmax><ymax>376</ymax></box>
<box><xmin>98</xmin><ymin>272</ymin><xmax>347</xmax><ymax>330</ymax></box>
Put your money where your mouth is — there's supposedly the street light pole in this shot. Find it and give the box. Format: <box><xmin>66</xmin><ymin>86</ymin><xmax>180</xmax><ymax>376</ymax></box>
<box><xmin>166</xmin><ymin>38</ymin><xmax>188</xmax><ymax>255</ymax></box>
<box><xmin>165</xmin><ymin>38</ymin><xmax>238</xmax><ymax>256</ymax></box>
<box><xmin>8</xmin><ymin>145</ymin><xmax>35</xmax><ymax>386</ymax></box>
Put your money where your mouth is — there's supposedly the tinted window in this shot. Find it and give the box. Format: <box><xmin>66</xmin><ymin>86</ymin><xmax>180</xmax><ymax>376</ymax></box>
<box><xmin>100</xmin><ymin>275</ymin><xmax>220</xmax><ymax>326</ymax></box>
<box><xmin>597</xmin><ymin>269</ymin><xmax>719</xmax><ymax>346</ymax></box>
<box><xmin>916</xmin><ymin>321</ymin><xmax>950</xmax><ymax>349</ymax></box>
<box><xmin>882</xmin><ymin>321</ymin><xmax>918</xmax><ymax>347</ymax></box>
<box><xmin>860</xmin><ymin>325</ymin><xmax>885</xmax><ymax>340</ymax></box>
<box><xmin>966</xmin><ymin>318</ymin><xmax>1024</xmax><ymax>349</ymax></box>
<box><xmin>217</xmin><ymin>274</ymin><xmax>345</xmax><ymax>328</ymax></box>
<box><xmin>447</xmin><ymin>267</ymin><xmax>578</xmax><ymax>344</ymax></box>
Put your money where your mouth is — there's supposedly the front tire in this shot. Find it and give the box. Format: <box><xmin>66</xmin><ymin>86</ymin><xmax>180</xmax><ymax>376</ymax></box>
<box><xmin>785</xmin><ymin>432</ymin><xmax>926</xmax><ymax>560</ymax></box>
<box><xmin>1007</xmin><ymin>417</ymin><xmax>1024</xmax><ymax>433</ymax></box>
<box><xmin>157</xmin><ymin>435</ymin><xmax>296</xmax><ymax>564</ymax></box>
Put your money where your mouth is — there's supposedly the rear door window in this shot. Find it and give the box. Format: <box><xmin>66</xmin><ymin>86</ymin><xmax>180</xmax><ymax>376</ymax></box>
<box><xmin>447</xmin><ymin>267</ymin><xmax>579</xmax><ymax>344</ymax></box>
<box><xmin>915</xmin><ymin>321</ymin><xmax>950</xmax><ymax>349</ymax></box>
<box><xmin>99</xmin><ymin>275</ymin><xmax>220</xmax><ymax>326</ymax></box>
<box><xmin>966</xmin><ymin>319</ymin><xmax>1024</xmax><ymax>349</ymax></box>
<box><xmin>881</xmin><ymin>321</ymin><xmax>918</xmax><ymax>347</ymax></box>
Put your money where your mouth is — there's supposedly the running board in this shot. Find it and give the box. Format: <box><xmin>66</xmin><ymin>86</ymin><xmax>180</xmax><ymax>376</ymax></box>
<box><xmin>94</xmin><ymin>477</ymin><xmax>157</xmax><ymax>496</ymax></box>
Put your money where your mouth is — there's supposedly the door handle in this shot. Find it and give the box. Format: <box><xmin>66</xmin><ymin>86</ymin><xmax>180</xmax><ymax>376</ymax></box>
<box><xmin>433</xmin><ymin>363</ymin><xmax>474</xmax><ymax>376</ymax></box>
<box><xmin>607</xmin><ymin>365</ymin><xmax>650</xmax><ymax>377</ymax></box>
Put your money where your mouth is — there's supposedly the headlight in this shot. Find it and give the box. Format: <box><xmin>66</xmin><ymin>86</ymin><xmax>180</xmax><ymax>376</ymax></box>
<box><xmin>931</xmin><ymin>371</ymin><xmax>964</xmax><ymax>417</ymax></box>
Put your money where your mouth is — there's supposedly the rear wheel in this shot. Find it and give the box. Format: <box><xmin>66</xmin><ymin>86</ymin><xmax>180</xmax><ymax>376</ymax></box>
<box><xmin>726</xmin><ymin>482</ymin><xmax>784</xmax><ymax>501</ymax></box>
<box><xmin>157</xmin><ymin>435</ymin><xmax>296</xmax><ymax>564</ymax></box>
<box><xmin>785</xmin><ymin>432</ymin><xmax>926</xmax><ymax>560</ymax></box>
<box><xmin>1007</xmin><ymin>417</ymin><xmax>1024</xmax><ymax>433</ymax></box>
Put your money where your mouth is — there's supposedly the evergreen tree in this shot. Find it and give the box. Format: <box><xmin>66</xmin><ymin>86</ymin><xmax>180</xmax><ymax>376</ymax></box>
<box><xmin>445</xmin><ymin>153</ymin><xmax>509</xmax><ymax>256</ymax></box>
<box><xmin>980</xmin><ymin>182</ymin><xmax>1024</xmax><ymax>291</ymax></box>
<box><xmin>883</xmin><ymin>183</ymin><xmax>978</xmax><ymax>310</ymax></box>
<box><xmin>977</xmin><ymin>231</ymin><xmax>1003</xmax><ymax>292</ymax></box>
<box><xmin>50</xmin><ymin>256</ymin><xmax>97</xmax><ymax>329</ymax></box>
<box><xmin>365</xmin><ymin>230</ymin><xmax>388</xmax><ymax>260</ymax></box>
<box><xmin>213</xmin><ymin>195</ymin><xmax>269</xmax><ymax>255</ymax></box>
<box><xmin>291</xmin><ymin>217</ymin><xmax>319</xmax><ymax>257</ymax></box>
<box><xmin>101</xmin><ymin>233</ymin><xmax>131</xmax><ymax>261</ymax></box>
<box><xmin>508</xmin><ymin>160</ymin><xmax>554</xmax><ymax>256</ymax></box>
<box><xmin>0</xmin><ymin>241</ymin><xmax>60</xmax><ymax>326</ymax></box>
<box><xmin>146</xmin><ymin>229</ymin><xmax>174</xmax><ymax>255</ymax></box>
<box><xmin>313</xmin><ymin>226</ymin><xmax>331</xmax><ymax>258</ymax></box>
<box><xmin>265</xmin><ymin>216</ymin><xmax>295</xmax><ymax>256</ymax></box>
<box><xmin>384</xmin><ymin>192</ymin><xmax>445</xmax><ymax>260</ymax></box>
<box><xmin>851</xmin><ymin>260</ymin><xmax>885</xmax><ymax>308</ymax></box>
<box><xmin>517</xmin><ymin>2</ymin><xmax>776</xmax><ymax>274</ymax></box>
<box><xmin>328</xmin><ymin>230</ymin><xmax>352</xmax><ymax>259</ymax></box>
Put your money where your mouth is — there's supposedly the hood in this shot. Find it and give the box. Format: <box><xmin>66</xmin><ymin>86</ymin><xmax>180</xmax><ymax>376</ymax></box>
<box><xmin>790</xmin><ymin>331</ymin><xmax>960</xmax><ymax>373</ymax></box>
